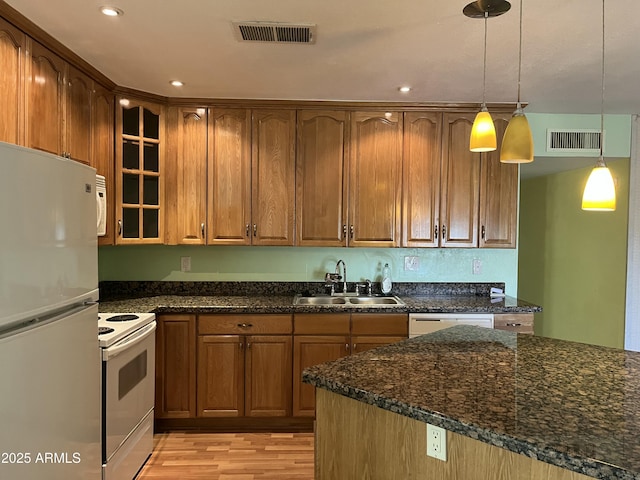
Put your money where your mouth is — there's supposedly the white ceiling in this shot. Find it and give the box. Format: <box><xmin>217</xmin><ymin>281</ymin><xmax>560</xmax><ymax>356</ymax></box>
<box><xmin>5</xmin><ymin>0</ymin><xmax>639</xmax><ymax>178</ymax></box>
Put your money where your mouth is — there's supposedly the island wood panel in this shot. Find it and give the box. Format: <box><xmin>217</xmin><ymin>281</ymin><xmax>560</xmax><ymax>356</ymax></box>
<box><xmin>402</xmin><ymin>111</ymin><xmax>443</xmax><ymax>247</ymax></box>
<box><xmin>296</xmin><ymin>110</ymin><xmax>349</xmax><ymax>246</ymax></box>
<box><xmin>351</xmin><ymin>335</ymin><xmax>407</xmax><ymax>354</ymax></box>
<box><xmin>207</xmin><ymin>108</ymin><xmax>252</xmax><ymax>245</ymax></box>
<box><xmin>315</xmin><ymin>389</ymin><xmax>592</xmax><ymax>480</ymax></box>
<box><xmin>493</xmin><ymin>313</ymin><xmax>534</xmax><ymax>334</ymax></box>
<box><xmin>93</xmin><ymin>84</ymin><xmax>115</xmax><ymax>246</ymax></box>
<box><xmin>28</xmin><ymin>40</ymin><xmax>65</xmax><ymax>156</ymax></box>
<box><xmin>293</xmin><ymin>335</ymin><xmax>349</xmax><ymax>417</ymax></box>
<box><xmin>245</xmin><ymin>335</ymin><xmax>293</xmax><ymax>417</ymax></box>
<box><xmin>0</xmin><ymin>17</ymin><xmax>26</xmax><ymax>145</ymax></box>
<box><xmin>197</xmin><ymin>335</ymin><xmax>245</xmax><ymax>417</ymax></box>
<box><xmin>440</xmin><ymin>112</ymin><xmax>481</xmax><ymax>247</ymax></box>
<box><xmin>167</xmin><ymin>106</ymin><xmax>207</xmax><ymax>245</ymax></box>
<box><xmin>251</xmin><ymin>109</ymin><xmax>296</xmax><ymax>245</ymax></box>
<box><xmin>479</xmin><ymin>114</ymin><xmax>518</xmax><ymax>248</ymax></box>
<box><xmin>155</xmin><ymin>314</ymin><xmax>197</xmax><ymax>419</ymax></box>
<box><xmin>65</xmin><ymin>65</ymin><xmax>92</xmax><ymax>164</ymax></box>
<box><xmin>348</xmin><ymin>111</ymin><xmax>402</xmax><ymax>247</ymax></box>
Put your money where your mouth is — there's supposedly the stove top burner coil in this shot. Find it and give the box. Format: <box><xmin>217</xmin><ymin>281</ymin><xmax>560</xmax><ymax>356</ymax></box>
<box><xmin>99</xmin><ymin>326</ymin><xmax>115</xmax><ymax>335</ymax></box>
<box><xmin>105</xmin><ymin>314</ymin><xmax>140</xmax><ymax>322</ymax></box>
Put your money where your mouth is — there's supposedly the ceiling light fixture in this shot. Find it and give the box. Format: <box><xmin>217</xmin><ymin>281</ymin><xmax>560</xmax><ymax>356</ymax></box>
<box><xmin>582</xmin><ymin>0</ymin><xmax>616</xmax><ymax>211</ymax></box>
<box><xmin>398</xmin><ymin>86</ymin><xmax>411</xmax><ymax>93</ymax></box>
<box><xmin>464</xmin><ymin>1</ymin><xmax>510</xmax><ymax>152</ymax></box>
<box><xmin>100</xmin><ymin>6</ymin><xmax>123</xmax><ymax>17</ymax></box>
<box><xmin>500</xmin><ymin>0</ymin><xmax>534</xmax><ymax>163</ymax></box>
<box><xmin>170</xmin><ymin>80</ymin><xmax>184</xmax><ymax>87</ymax></box>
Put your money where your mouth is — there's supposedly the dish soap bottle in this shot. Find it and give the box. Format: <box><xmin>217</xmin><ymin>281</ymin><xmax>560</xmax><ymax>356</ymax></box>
<box><xmin>381</xmin><ymin>263</ymin><xmax>392</xmax><ymax>294</ymax></box>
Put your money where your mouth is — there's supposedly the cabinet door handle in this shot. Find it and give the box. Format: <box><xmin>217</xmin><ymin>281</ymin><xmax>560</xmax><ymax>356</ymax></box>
<box><xmin>352</xmin><ymin>343</ymin><xmax>357</xmax><ymax>351</ymax></box>
<box><xmin>506</xmin><ymin>323</ymin><xmax>522</xmax><ymax>327</ymax></box>
<box><xmin>201</xmin><ymin>223</ymin><xmax>205</xmax><ymax>238</ymax></box>
<box><xmin>442</xmin><ymin>225</ymin><xmax>447</xmax><ymax>241</ymax></box>
<box><xmin>247</xmin><ymin>341</ymin><xmax>251</xmax><ymax>349</ymax></box>
<box><xmin>481</xmin><ymin>225</ymin><xmax>486</xmax><ymax>240</ymax></box>
<box><xmin>343</xmin><ymin>224</ymin><xmax>347</xmax><ymax>237</ymax></box>
<box><xmin>345</xmin><ymin>343</ymin><xmax>350</xmax><ymax>352</ymax></box>
<box><xmin>239</xmin><ymin>341</ymin><xmax>244</xmax><ymax>350</ymax></box>
<box><xmin>117</xmin><ymin>219</ymin><xmax>122</xmax><ymax>236</ymax></box>
<box><xmin>237</xmin><ymin>323</ymin><xmax>253</xmax><ymax>329</ymax></box>
<box><xmin>349</xmin><ymin>225</ymin><xmax>354</xmax><ymax>239</ymax></box>
<box><xmin>253</xmin><ymin>224</ymin><xmax>257</xmax><ymax>237</ymax></box>
<box><xmin>434</xmin><ymin>225</ymin><xmax>439</xmax><ymax>240</ymax></box>
<box><xmin>245</xmin><ymin>224</ymin><xmax>250</xmax><ymax>237</ymax></box>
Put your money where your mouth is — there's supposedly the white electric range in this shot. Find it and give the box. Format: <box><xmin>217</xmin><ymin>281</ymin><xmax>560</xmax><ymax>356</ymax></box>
<box><xmin>98</xmin><ymin>313</ymin><xmax>156</xmax><ymax>480</ymax></box>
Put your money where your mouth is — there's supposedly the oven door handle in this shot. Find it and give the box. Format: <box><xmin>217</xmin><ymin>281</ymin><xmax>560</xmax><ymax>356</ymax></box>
<box><xmin>103</xmin><ymin>321</ymin><xmax>156</xmax><ymax>361</ymax></box>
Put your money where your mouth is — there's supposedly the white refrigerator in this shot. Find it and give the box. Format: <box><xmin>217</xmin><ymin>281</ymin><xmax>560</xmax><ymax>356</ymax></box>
<box><xmin>0</xmin><ymin>142</ymin><xmax>101</xmax><ymax>479</ymax></box>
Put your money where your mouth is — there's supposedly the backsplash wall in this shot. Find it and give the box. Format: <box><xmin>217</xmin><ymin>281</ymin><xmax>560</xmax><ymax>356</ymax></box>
<box><xmin>98</xmin><ymin>246</ymin><xmax>518</xmax><ymax>297</ymax></box>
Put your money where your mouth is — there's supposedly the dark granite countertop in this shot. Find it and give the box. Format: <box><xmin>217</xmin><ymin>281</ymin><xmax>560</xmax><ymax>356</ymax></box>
<box><xmin>97</xmin><ymin>293</ymin><xmax>540</xmax><ymax>314</ymax></box>
<box><xmin>303</xmin><ymin>325</ymin><xmax>640</xmax><ymax>480</ymax></box>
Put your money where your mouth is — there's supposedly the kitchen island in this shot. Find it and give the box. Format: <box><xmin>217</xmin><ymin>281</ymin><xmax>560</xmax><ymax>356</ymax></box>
<box><xmin>303</xmin><ymin>326</ymin><xmax>640</xmax><ymax>480</ymax></box>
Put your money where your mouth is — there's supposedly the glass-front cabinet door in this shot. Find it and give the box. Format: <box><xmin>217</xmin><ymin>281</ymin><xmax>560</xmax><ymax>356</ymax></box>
<box><xmin>116</xmin><ymin>97</ymin><xmax>164</xmax><ymax>244</ymax></box>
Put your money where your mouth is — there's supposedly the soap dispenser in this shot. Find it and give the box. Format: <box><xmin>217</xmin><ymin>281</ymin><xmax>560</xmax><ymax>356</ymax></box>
<box><xmin>381</xmin><ymin>263</ymin><xmax>392</xmax><ymax>294</ymax></box>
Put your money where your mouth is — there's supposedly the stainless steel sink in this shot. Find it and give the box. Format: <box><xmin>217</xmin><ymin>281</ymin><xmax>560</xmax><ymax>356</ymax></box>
<box><xmin>293</xmin><ymin>295</ymin><xmax>404</xmax><ymax>307</ymax></box>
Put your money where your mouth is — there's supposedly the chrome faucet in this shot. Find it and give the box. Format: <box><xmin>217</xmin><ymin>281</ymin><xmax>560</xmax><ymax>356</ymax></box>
<box><xmin>335</xmin><ymin>259</ymin><xmax>347</xmax><ymax>294</ymax></box>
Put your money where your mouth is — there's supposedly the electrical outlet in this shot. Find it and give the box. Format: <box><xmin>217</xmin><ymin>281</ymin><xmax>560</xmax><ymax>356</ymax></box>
<box><xmin>426</xmin><ymin>424</ymin><xmax>447</xmax><ymax>461</ymax></box>
<box><xmin>472</xmin><ymin>258</ymin><xmax>482</xmax><ymax>275</ymax></box>
<box><xmin>180</xmin><ymin>256</ymin><xmax>191</xmax><ymax>272</ymax></box>
<box><xmin>404</xmin><ymin>256</ymin><xmax>420</xmax><ymax>271</ymax></box>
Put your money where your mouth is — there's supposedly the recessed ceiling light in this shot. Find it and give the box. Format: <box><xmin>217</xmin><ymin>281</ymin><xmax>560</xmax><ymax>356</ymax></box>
<box><xmin>100</xmin><ymin>6</ymin><xmax>123</xmax><ymax>17</ymax></box>
<box><xmin>119</xmin><ymin>98</ymin><xmax>130</xmax><ymax>107</ymax></box>
<box><xmin>398</xmin><ymin>86</ymin><xmax>411</xmax><ymax>93</ymax></box>
<box><xmin>170</xmin><ymin>80</ymin><xmax>184</xmax><ymax>87</ymax></box>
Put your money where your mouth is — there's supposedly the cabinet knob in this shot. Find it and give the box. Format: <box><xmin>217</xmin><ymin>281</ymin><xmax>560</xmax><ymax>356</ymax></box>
<box><xmin>253</xmin><ymin>224</ymin><xmax>257</xmax><ymax>237</ymax></box>
<box><xmin>442</xmin><ymin>225</ymin><xmax>447</xmax><ymax>241</ymax></box>
<box><xmin>481</xmin><ymin>225</ymin><xmax>486</xmax><ymax>240</ymax></box>
<box><xmin>434</xmin><ymin>225</ymin><xmax>439</xmax><ymax>240</ymax></box>
<box><xmin>245</xmin><ymin>224</ymin><xmax>250</xmax><ymax>237</ymax></box>
<box><xmin>345</xmin><ymin>343</ymin><xmax>350</xmax><ymax>351</ymax></box>
<box><xmin>237</xmin><ymin>323</ymin><xmax>253</xmax><ymax>329</ymax></box>
<box><xmin>349</xmin><ymin>225</ymin><xmax>354</xmax><ymax>239</ymax></box>
<box><xmin>117</xmin><ymin>219</ymin><xmax>122</xmax><ymax>235</ymax></box>
<box><xmin>343</xmin><ymin>224</ymin><xmax>347</xmax><ymax>237</ymax></box>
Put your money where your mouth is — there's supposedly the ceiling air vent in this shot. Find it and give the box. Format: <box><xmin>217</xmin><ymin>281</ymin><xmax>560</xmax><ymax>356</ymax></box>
<box><xmin>232</xmin><ymin>22</ymin><xmax>316</xmax><ymax>44</ymax></box>
<box><xmin>546</xmin><ymin>129</ymin><xmax>603</xmax><ymax>153</ymax></box>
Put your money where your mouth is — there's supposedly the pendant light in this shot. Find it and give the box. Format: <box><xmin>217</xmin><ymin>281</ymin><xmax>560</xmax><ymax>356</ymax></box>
<box><xmin>500</xmin><ymin>0</ymin><xmax>534</xmax><ymax>163</ymax></box>
<box><xmin>581</xmin><ymin>0</ymin><xmax>616</xmax><ymax>211</ymax></box>
<box><xmin>469</xmin><ymin>11</ymin><xmax>497</xmax><ymax>152</ymax></box>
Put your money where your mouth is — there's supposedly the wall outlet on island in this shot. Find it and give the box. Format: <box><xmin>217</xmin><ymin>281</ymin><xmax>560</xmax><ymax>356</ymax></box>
<box><xmin>426</xmin><ymin>424</ymin><xmax>447</xmax><ymax>461</ymax></box>
<box><xmin>180</xmin><ymin>256</ymin><xmax>191</xmax><ymax>272</ymax></box>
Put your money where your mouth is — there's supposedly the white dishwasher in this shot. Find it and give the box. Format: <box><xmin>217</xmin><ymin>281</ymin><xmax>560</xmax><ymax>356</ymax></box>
<box><xmin>409</xmin><ymin>313</ymin><xmax>494</xmax><ymax>338</ymax></box>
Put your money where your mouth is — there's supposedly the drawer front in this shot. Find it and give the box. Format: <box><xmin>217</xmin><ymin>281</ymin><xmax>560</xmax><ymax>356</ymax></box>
<box><xmin>351</xmin><ymin>313</ymin><xmax>408</xmax><ymax>336</ymax></box>
<box><xmin>198</xmin><ymin>314</ymin><xmax>292</xmax><ymax>335</ymax></box>
<box><xmin>294</xmin><ymin>314</ymin><xmax>350</xmax><ymax>335</ymax></box>
<box><xmin>493</xmin><ymin>313</ymin><xmax>534</xmax><ymax>334</ymax></box>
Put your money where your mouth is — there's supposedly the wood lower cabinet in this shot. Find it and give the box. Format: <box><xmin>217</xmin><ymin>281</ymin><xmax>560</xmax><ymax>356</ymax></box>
<box><xmin>0</xmin><ymin>17</ymin><xmax>26</xmax><ymax>145</ymax></box>
<box><xmin>155</xmin><ymin>314</ymin><xmax>197</xmax><ymax>419</ymax></box>
<box><xmin>197</xmin><ymin>315</ymin><xmax>293</xmax><ymax>418</ymax></box>
<box><xmin>493</xmin><ymin>313</ymin><xmax>534</xmax><ymax>334</ymax></box>
<box><xmin>293</xmin><ymin>313</ymin><xmax>408</xmax><ymax>417</ymax></box>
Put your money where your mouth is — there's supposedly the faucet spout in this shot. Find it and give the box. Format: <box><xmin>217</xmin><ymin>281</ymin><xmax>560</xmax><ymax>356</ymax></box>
<box><xmin>335</xmin><ymin>260</ymin><xmax>347</xmax><ymax>294</ymax></box>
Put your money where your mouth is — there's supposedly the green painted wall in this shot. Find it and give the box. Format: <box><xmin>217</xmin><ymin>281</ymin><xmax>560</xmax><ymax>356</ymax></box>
<box><xmin>518</xmin><ymin>158</ymin><xmax>629</xmax><ymax>348</ymax></box>
<box><xmin>99</xmin><ymin>246</ymin><xmax>519</xmax><ymax>297</ymax></box>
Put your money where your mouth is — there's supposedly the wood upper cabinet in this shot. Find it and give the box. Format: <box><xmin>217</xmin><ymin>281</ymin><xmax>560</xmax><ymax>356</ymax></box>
<box><xmin>0</xmin><ymin>17</ymin><xmax>26</xmax><ymax>145</ymax></box>
<box><xmin>64</xmin><ymin>65</ymin><xmax>93</xmax><ymax>164</ymax></box>
<box><xmin>155</xmin><ymin>314</ymin><xmax>197</xmax><ymax>419</ymax></box>
<box><xmin>296</xmin><ymin>110</ymin><xmax>349</xmax><ymax>246</ymax></box>
<box><xmin>93</xmin><ymin>84</ymin><xmax>115</xmax><ymax>246</ymax></box>
<box><xmin>479</xmin><ymin>114</ymin><xmax>518</xmax><ymax>248</ymax></box>
<box><xmin>28</xmin><ymin>41</ymin><xmax>65</xmax><ymax>156</ymax></box>
<box><xmin>252</xmin><ymin>109</ymin><xmax>296</xmax><ymax>245</ymax></box>
<box><xmin>349</xmin><ymin>111</ymin><xmax>402</xmax><ymax>247</ymax></box>
<box><xmin>440</xmin><ymin>112</ymin><xmax>481</xmax><ymax>247</ymax></box>
<box><xmin>402</xmin><ymin>112</ymin><xmax>443</xmax><ymax>247</ymax></box>
<box><xmin>167</xmin><ymin>106</ymin><xmax>207</xmax><ymax>245</ymax></box>
<box><xmin>207</xmin><ymin>108</ymin><xmax>252</xmax><ymax>245</ymax></box>
<box><xmin>115</xmin><ymin>97</ymin><xmax>165</xmax><ymax>244</ymax></box>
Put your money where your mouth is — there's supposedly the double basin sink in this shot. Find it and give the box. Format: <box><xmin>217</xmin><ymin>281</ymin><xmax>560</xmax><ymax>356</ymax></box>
<box><xmin>293</xmin><ymin>295</ymin><xmax>405</xmax><ymax>307</ymax></box>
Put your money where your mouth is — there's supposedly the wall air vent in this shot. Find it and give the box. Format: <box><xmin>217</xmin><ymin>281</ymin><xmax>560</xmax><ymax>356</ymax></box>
<box><xmin>546</xmin><ymin>129</ymin><xmax>603</xmax><ymax>153</ymax></box>
<box><xmin>232</xmin><ymin>22</ymin><xmax>316</xmax><ymax>44</ymax></box>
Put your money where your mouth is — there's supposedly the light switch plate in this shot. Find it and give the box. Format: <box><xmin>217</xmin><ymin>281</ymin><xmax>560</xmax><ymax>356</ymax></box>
<box><xmin>404</xmin><ymin>256</ymin><xmax>420</xmax><ymax>271</ymax></box>
<box><xmin>426</xmin><ymin>424</ymin><xmax>447</xmax><ymax>461</ymax></box>
<box><xmin>472</xmin><ymin>258</ymin><xmax>482</xmax><ymax>275</ymax></box>
<box><xmin>180</xmin><ymin>256</ymin><xmax>191</xmax><ymax>272</ymax></box>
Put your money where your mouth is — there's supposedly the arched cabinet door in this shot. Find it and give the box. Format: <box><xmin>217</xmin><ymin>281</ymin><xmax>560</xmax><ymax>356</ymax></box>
<box><xmin>0</xmin><ymin>17</ymin><xmax>26</xmax><ymax>145</ymax></box>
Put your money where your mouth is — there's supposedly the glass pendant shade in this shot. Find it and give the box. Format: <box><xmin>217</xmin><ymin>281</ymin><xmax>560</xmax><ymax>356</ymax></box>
<box><xmin>500</xmin><ymin>110</ymin><xmax>533</xmax><ymax>163</ymax></box>
<box><xmin>470</xmin><ymin>107</ymin><xmax>497</xmax><ymax>152</ymax></box>
<box><xmin>581</xmin><ymin>158</ymin><xmax>616</xmax><ymax>211</ymax></box>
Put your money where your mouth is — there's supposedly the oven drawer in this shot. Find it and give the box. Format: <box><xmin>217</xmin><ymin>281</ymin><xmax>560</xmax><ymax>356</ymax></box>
<box><xmin>198</xmin><ymin>314</ymin><xmax>292</xmax><ymax>335</ymax></box>
<box><xmin>103</xmin><ymin>409</ymin><xmax>153</xmax><ymax>480</ymax></box>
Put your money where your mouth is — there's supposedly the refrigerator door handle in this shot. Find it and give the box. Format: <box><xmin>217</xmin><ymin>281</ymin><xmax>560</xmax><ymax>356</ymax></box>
<box><xmin>103</xmin><ymin>322</ymin><xmax>156</xmax><ymax>361</ymax></box>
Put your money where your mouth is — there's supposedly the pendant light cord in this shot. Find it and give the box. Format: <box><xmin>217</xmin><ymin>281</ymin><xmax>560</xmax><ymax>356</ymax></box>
<box><xmin>600</xmin><ymin>0</ymin><xmax>605</xmax><ymax>158</ymax></box>
<box><xmin>516</xmin><ymin>0</ymin><xmax>523</xmax><ymax>106</ymax></box>
<box><xmin>482</xmin><ymin>11</ymin><xmax>488</xmax><ymax>105</ymax></box>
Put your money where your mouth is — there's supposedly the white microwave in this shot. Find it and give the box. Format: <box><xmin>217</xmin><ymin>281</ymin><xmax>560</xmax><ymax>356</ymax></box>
<box><xmin>96</xmin><ymin>174</ymin><xmax>107</xmax><ymax>236</ymax></box>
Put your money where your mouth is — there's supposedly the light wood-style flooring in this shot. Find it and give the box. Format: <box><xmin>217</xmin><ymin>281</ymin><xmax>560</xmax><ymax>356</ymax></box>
<box><xmin>137</xmin><ymin>432</ymin><xmax>315</xmax><ymax>480</ymax></box>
